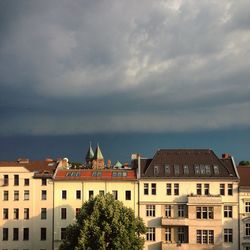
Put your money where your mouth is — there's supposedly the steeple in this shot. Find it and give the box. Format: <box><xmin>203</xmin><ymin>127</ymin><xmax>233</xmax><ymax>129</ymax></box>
<box><xmin>93</xmin><ymin>143</ymin><xmax>104</xmax><ymax>160</ymax></box>
<box><xmin>85</xmin><ymin>142</ymin><xmax>94</xmax><ymax>163</ymax></box>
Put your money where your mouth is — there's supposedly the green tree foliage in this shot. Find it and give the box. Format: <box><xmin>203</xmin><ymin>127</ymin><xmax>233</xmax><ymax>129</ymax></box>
<box><xmin>59</xmin><ymin>193</ymin><xmax>146</xmax><ymax>250</ymax></box>
<box><xmin>239</xmin><ymin>161</ymin><xmax>250</xmax><ymax>166</ymax></box>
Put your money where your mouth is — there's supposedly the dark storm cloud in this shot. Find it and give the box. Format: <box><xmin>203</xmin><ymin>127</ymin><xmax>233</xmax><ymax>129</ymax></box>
<box><xmin>0</xmin><ymin>0</ymin><xmax>250</xmax><ymax>135</ymax></box>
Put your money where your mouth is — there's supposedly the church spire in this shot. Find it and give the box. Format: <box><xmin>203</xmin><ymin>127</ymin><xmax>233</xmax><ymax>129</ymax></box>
<box><xmin>93</xmin><ymin>143</ymin><xmax>104</xmax><ymax>160</ymax></box>
<box><xmin>85</xmin><ymin>142</ymin><xmax>94</xmax><ymax>163</ymax></box>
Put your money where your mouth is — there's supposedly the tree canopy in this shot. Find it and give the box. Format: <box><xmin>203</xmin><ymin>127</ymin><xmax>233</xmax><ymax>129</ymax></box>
<box><xmin>59</xmin><ymin>193</ymin><xmax>146</xmax><ymax>250</ymax></box>
<box><xmin>239</xmin><ymin>160</ymin><xmax>250</xmax><ymax>166</ymax></box>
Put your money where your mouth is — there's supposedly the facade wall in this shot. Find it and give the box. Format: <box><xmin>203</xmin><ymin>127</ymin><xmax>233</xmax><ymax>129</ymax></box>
<box><xmin>0</xmin><ymin>166</ymin><xmax>54</xmax><ymax>250</ymax></box>
<box><xmin>140</xmin><ymin>179</ymin><xmax>239</xmax><ymax>250</ymax></box>
<box><xmin>239</xmin><ymin>188</ymin><xmax>250</xmax><ymax>250</ymax></box>
<box><xmin>53</xmin><ymin>180</ymin><xmax>138</xmax><ymax>249</ymax></box>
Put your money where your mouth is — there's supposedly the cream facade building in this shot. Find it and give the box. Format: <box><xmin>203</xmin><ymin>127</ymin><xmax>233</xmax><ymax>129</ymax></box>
<box><xmin>0</xmin><ymin>159</ymin><xmax>56</xmax><ymax>250</ymax></box>
<box><xmin>238</xmin><ymin>166</ymin><xmax>250</xmax><ymax>250</ymax></box>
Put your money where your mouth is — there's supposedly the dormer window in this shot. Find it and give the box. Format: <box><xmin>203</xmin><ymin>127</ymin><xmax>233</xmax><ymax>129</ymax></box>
<box><xmin>154</xmin><ymin>166</ymin><xmax>159</xmax><ymax>176</ymax></box>
<box><xmin>165</xmin><ymin>165</ymin><xmax>170</xmax><ymax>175</ymax></box>
<box><xmin>213</xmin><ymin>165</ymin><xmax>219</xmax><ymax>175</ymax></box>
<box><xmin>194</xmin><ymin>165</ymin><xmax>200</xmax><ymax>175</ymax></box>
<box><xmin>183</xmin><ymin>165</ymin><xmax>189</xmax><ymax>175</ymax></box>
<box><xmin>200</xmin><ymin>165</ymin><xmax>205</xmax><ymax>175</ymax></box>
<box><xmin>205</xmin><ymin>165</ymin><xmax>211</xmax><ymax>175</ymax></box>
<box><xmin>174</xmin><ymin>165</ymin><xmax>180</xmax><ymax>176</ymax></box>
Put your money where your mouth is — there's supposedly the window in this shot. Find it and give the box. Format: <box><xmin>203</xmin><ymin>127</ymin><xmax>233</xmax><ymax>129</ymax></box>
<box><xmin>220</xmin><ymin>184</ymin><xmax>225</xmax><ymax>195</ymax></box>
<box><xmin>177</xmin><ymin>227</ymin><xmax>185</xmax><ymax>243</ymax></box>
<box><xmin>62</xmin><ymin>190</ymin><xmax>67</xmax><ymax>199</ymax></box>
<box><xmin>197</xmin><ymin>207</ymin><xmax>214</xmax><ymax>219</ymax></box>
<box><xmin>165</xmin><ymin>205</ymin><xmax>171</xmax><ymax>217</ymax></box>
<box><xmin>3</xmin><ymin>175</ymin><xmax>8</xmax><ymax>186</ymax></box>
<box><xmin>144</xmin><ymin>183</ymin><xmax>149</xmax><ymax>195</ymax></box>
<box><xmin>125</xmin><ymin>190</ymin><xmax>131</xmax><ymax>200</ymax></box>
<box><xmin>24</xmin><ymin>190</ymin><xmax>29</xmax><ymax>200</ymax></box>
<box><xmin>166</xmin><ymin>184</ymin><xmax>171</xmax><ymax>195</ymax></box>
<box><xmin>246</xmin><ymin>202</ymin><xmax>250</xmax><ymax>213</ymax></box>
<box><xmin>224</xmin><ymin>229</ymin><xmax>233</xmax><ymax>243</ymax></box>
<box><xmin>42</xmin><ymin>190</ymin><xmax>47</xmax><ymax>200</ymax></box>
<box><xmin>3</xmin><ymin>191</ymin><xmax>8</xmax><ymax>201</ymax></box>
<box><xmin>194</xmin><ymin>165</ymin><xmax>200</xmax><ymax>175</ymax></box>
<box><xmin>165</xmin><ymin>227</ymin><xmax>171</xmax><ymax>242</ymax></box>
<box><xmin>205</xmin><ymin>165</ymin><xmax>211</xmax><ymax>175</ymax></box>
<box><xmin>13</xmin><ymin>228</ymin><xmax>19</xmax><ymax>240</ymax></box>
<box><xmin>24</xmin><ymin>178</ymin><xmax>29</xmax><ymax>186</ymax></box>
<box><xmin>76</xmin><ymin>190</ymin><xmax>81</xmax><ymax>199</ymax></box>
<box><xmin>146</xmin><ymin>205</ymin><xmax>155</xmax><ymax>217</ymax></box>
<box><xmin>146</xmin><ymin>227</ymin><xmax>155</xmax><ymax>241</ymax></box>
<box><xmin>200</xmin><ymin>165</ymin><xmax>205</xmax><ymax>175</ymax></box>
<box><xmin>14</xmin><ymin>190</ymin><xmax>19</xmax><ymax>200</ymax></box>
<box><xmin>76</xmin><ymin>208</ymin><xmax>81</xmax><ymax>217</ymax></box>
<box><xmin>174</xmin><ymin>165</ymin><xmax>180</xmax><ymax>176</ymax></box>
<box><xmin>224</xmin><ymin>206</ymin><xmax>232</xmax><ymax>218</ymax></box>
<box><xmin>61</xmin><ymin>228</ymin><xmax>66</xmax><ymax>240</ymax></box>
<box><xmin>89</xmin><ymin>190</ymin><xmax>94</xmax><ymax>199</ymax></box>
<box><xmin>3</xmin><ymin>228</ymin><xmax>8</xmax><ymax>240</ymax></box>
<box><xmin>213</xmin><ymin>165</ymin><xmax>219</xmax><ymax>175</ymax></box>
<box><xmin>165</xmin><ymin>165</ymin><xmax>170</xmax><ymax>175</ymax></box>
<box><xmin>61</xmin><ymin>208</ymin><xmax>67</xmax><ymax>219</ymax></box>
<box><xmin>204</xmin><ymin>184</ymin><xmax>209</xmax><ymax>195</ymax></box>
<box><xmin>151</xmin><ymin>183</ymin><xmax>156</xmax><ymax>195</ymax></box>
<box><xmin>3</xmin><ymin>208</ymin><xmax>8</xmax><ymax>219</ymax></box>
<box><xmin>228</xmin><ymin>184</ymin><xmax>233</xmax><ymax>196</ymax></box>
<box><xmin>14</xmin><ymin>208</ymin><xmax>19</xmax><ymax>219</ymax></box>
<box><xmin>41</xmin><ymin>228</ymin><xmax>46</xmax><ymax>241</ymax></box>
<box><xmin>246</xmin><ymin>223</ymin><xmax>250</xmax><ymax>236</ymax></box>
<box><xmin>197</xmin><ymin>230</ymin><xmax>214</xmax><ymax>244</ymax></box>
<box><xmin>174</xmin><ymin>183</ymin><xmax>179</xmax><ymax>195</ymax></box>
<box><xmin>112</xmin><ymin>190</ymin><xmax>118</xmax><ymax>200</ymax></box>
<box><xmin>197</xmin><ymin>184</ymin><xmax>202</xmax><ymax>195</ymax></box>
<box><xmin>154</xmin><ymin>166</ymin><xmax>159</xmax><ymax>175</ymax></box>
<box><xmin>24</xmin><ymin>208</ymin><xmax>29</xmax><ymax>219</ymax></box>
<box><xmin>41</xmin><ymin>208</ymin><xmax>47</xmax><ymax>220</ymax></box>
<box><xmin>99</xmin><ymin>190</ymin><xmax>104</xmax><ymax>195</ymax></box>
<box><xmin>14</xmin><ymin>174</ymin><xmax>19</xmax><ymax>186</ymax></box>
<box><xmin>183</xmin><ymin>165</ymin><xmax>189</xmax><ymax>175</ymax></box>
<box><xmin>41</xmin><ymin>179</ymin><xmax>47</xmax><ymax>186</ymax></box>
<box><xmin>23</xmin><ymin>228</ymin><xmax>29</xmax><ymax>241</ymax></box>
<box><xmin>178</xmin><ymin>205</ymin><xmax>185</xmax><ymax>217</ymax></box>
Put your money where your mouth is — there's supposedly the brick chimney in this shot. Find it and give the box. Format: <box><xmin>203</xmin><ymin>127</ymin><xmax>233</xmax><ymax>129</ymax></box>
<box><xmin>222</xmin><ymin>153</ymin><xmax>231</xmax><ymax>159</ymax></box>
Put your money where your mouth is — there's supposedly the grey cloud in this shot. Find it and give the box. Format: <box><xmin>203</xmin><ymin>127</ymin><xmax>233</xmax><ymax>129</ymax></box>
<box><xmin>0</xmin><ymin>0</ymin><xmax>250</xmax><ymax>135</ymax></box>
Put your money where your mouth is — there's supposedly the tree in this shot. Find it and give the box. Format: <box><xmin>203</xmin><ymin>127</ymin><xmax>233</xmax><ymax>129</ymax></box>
<box><xmin>59</xmin><ymin>193</ymin><xmax>146</xmax><ymax>250</ymax></box>
<box><xmin>239</xmin><ymin>160</ymin><xmax>250</xmax><ymax>166</ymax></box>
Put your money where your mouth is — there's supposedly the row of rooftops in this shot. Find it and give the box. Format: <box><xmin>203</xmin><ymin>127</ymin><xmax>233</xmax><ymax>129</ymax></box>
<box><xmin>0</xmin><ymin>149</ymin><xmax>249</xmax><ymax>185</ymax></box>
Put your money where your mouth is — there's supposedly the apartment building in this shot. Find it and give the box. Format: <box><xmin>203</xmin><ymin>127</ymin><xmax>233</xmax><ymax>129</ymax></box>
<box><xmin>238</xmin><ymin>166</ymin><xmax>250</xmax><ymax>250</ymax></box>
<box><xmin>0</xmin><ymin>159</ymin><xmax>57</xmax><ymax>250</ymax></box>
<box><xmin>135</xmin><ymin>149</ymin><xmax>239</xmax><ymax>250</ymax></box>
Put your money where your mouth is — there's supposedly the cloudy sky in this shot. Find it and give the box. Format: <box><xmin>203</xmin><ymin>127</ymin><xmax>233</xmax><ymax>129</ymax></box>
<box><xmin>0</xmin><ymin>0</ymin><xmax>250</xmax><ymax>162</ymax></box>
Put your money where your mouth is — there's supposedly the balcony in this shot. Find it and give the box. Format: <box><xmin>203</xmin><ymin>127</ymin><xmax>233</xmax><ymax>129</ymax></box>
<box><xmin>162</xmin><ymin>217</ymin><xmax>189</xmax><ymax>226</ymax></box>
<box><xmin>162</xmin><ymin>242</ymin><xmax>189</xmax><ymax>250</ymax></box>
<box><xmin>187</xmin><ymin>194</ymin><xmax>222</xmax><ymax>205</ymax></box>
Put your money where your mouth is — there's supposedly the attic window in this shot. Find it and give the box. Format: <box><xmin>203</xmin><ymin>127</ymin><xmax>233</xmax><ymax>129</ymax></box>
<box><xmin>194</xmin><ymin>165</ymin><xmax>200</xmax><ymax>175</ymax></box>
<box><xmin>92</xmin><ymin>171</ymin><xmax>102</xmax><ymax>177</ymax></box>
<box><xmin>165</xmin><ymin>165</ymin><xmax>170</xmax><ymax>175</ymax></box>
<box><xmin>154</xmin><ymin>166</ymin><xmax>159</xmax><ymax>175</ymax></box>
<box><xmin>205</xmin><ymin>165</ymin><xmax>211</xmax><ymax>175</ymax></box>
<box><xmin>183</xmin><ymin>165</ymin><xmax>189</xmax><ymax>175</ymax></box>
<box><xmin>200</xmin><ymin>165</ymin><xmax>205</xmax><ymax>175</ymax></box>
<box><xmin>174</xmin><ymin>165</ymin><xmax>180</xmax><ymax>176</ymax></box>
<box><xmin>66</xmin><ymin>172</ymin><xmax>80</xmax><ymax>177</ymax></box>
<box><xmin>213</xmin><ymin>165</ymin><xmax>219</xmax><ymax>175</ymax></box>
<box><xmin>112</xmin><ymin>171</ymin><xmax>127</xmax><ymax>177</ymax></box>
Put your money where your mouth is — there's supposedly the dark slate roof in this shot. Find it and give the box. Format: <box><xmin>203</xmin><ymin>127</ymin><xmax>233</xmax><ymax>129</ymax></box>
<box><xmin>237</xmin><ymin>166</ymin><xmax>250</xmax><ymax>187</ymax></box>
<box><xmin>140</xmin><ymin>149</ymin><xmax>238</xmax><ymax>179</ymax></box>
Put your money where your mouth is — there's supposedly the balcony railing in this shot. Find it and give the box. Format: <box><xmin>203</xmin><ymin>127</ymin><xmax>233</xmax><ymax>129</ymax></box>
<box><xmin>162</xmin><ymin>217</ymin><xmax>189</xmax><ymax>226</ymax></box>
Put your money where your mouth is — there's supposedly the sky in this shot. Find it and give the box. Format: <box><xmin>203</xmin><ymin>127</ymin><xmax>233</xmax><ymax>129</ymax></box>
<box><xmin>0</xmin><ymin>0</ymin><xmax>250</xmax><ymax>163</ymax></box>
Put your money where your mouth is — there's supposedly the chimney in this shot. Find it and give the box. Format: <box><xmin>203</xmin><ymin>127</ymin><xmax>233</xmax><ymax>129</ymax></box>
<box><xmin>222</xmin><ymin>153</ymin><xmax>231</xmax><ymax>159</ymax></box>
<box><xmin>137</xmin><ymin>154</ymin><xmax>141</xmax><ymax>179</ymax></box>
<box><xmin>107</xmin><ymin>159</ymin><xmax>111</xmax><ymax>168</ymax></box>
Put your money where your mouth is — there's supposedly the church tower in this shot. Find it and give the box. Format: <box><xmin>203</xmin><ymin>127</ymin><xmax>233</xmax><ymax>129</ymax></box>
<box><xmin>85</xmin><ymin>142</ymin><xmax>94</xmax><ymax>166</ymax></box>
<box><xmin>92</xmin><ymin>144</ymin><xmax>105</xmax><ymax>169</ymax></box>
